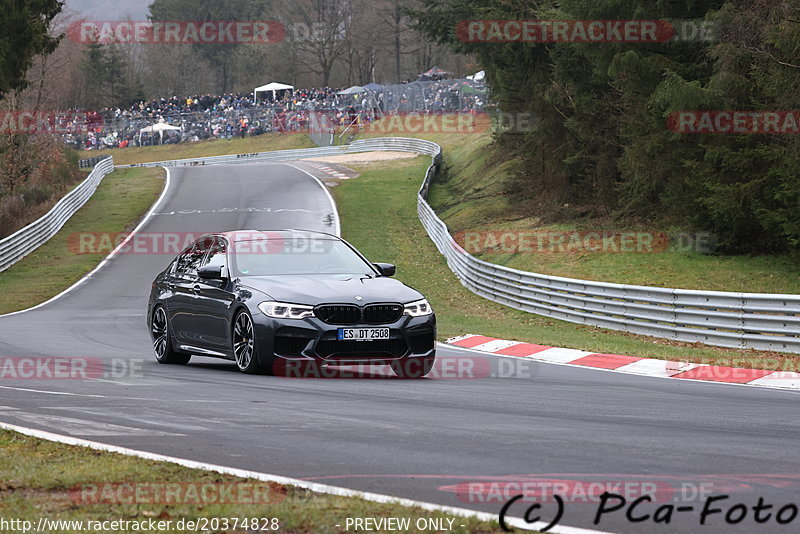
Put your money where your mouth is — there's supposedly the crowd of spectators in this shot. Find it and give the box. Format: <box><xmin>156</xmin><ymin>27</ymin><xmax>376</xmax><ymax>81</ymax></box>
<box><xmin>66</xmin><ymin>79</ymin><xmax>485</xmax><ymax>150</ymax></box>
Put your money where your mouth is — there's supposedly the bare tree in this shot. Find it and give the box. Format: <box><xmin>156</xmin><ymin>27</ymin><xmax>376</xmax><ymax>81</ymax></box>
<box><xmin>283</xmin><ymin>0</ymin><xmax>354</xmax><ymax>86</ymax></box>
<box><xmin>142</xmin><ymin>43</ymin><xmax>216</xmax><ymax>97</ymax></box>
<box><xmin>342</xmin><ymin>0</ymin><xmax>387</xmax><ymax>85</ymax></box>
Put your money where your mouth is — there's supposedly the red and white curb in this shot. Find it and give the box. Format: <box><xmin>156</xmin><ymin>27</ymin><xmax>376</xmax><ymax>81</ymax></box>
<box><xmin>445</xmin><ymin>335</ymin><xmax>800</xmax><ymax>391</ymax></box>
<box><xmin>302</xmin><ymin>161</ymin><xmax>354</xmax><ymax>179</ymax></box>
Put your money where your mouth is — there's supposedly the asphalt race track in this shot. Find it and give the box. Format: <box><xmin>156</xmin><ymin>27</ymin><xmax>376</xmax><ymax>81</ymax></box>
<box><xmin>1</xmin><ymin>162</ymin><xmax>799</xmax><ymax>533</ymax></box>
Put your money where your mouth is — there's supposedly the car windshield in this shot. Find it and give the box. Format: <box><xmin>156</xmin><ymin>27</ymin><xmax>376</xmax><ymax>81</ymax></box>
<box><xmin>231</xmin><ymin>238</ymin><xmax>376</xmax><ymax>276</ymax></box>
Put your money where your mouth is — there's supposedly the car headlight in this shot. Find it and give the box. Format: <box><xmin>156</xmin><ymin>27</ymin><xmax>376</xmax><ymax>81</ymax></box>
<box><xmin>404</xmin><ymin>298</ymin><xmax>433</xmax><ymax>317</ymax></box>
<box><xmin>258</xmin><ymin>301</ymin><xmax>315</xmax><ymax>319</ymax></box>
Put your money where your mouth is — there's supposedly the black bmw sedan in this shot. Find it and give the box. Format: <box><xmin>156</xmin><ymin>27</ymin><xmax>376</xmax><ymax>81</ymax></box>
<box><xmin>147</xmin><ymin>230</ymin><xmax>436</xmax><ymax>377</ymax></box>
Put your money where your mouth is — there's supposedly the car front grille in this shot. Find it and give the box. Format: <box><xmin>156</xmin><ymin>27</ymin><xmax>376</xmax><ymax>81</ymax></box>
<box><xmin>364</xmin><ymin>304</ymin><xmax>403</xmax><ymax>324</ymax></box>
<box><xmin>314</xmin><ymin>303</ymin><xmax>403</xmax><ymax>325</ymax></box>
<box><xmin>316</xmin><ymin>338</ymin><xmax>409</xmax><ymax>359</ymax></box>
<box><xmin>314</xmin><ymin>304</ymin><xmax>361</xmax><ymax>325</ymax></box>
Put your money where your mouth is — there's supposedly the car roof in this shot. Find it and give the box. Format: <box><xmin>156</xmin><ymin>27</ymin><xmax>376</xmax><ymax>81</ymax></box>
<box><xmin>215</xmin><ymin>229</ymin><xmax>340</xmax><ymax>242</ymax></box>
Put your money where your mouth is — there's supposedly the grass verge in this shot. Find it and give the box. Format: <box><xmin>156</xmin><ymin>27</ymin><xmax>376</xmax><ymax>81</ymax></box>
<box><xmin>0</xmin><ymin>429</ymin><xmax>506</xmax><ymax>533</ymax></box>
<box><xmin>0</xmin><ymin>167</ymin><xmax>164</xmax><ymax>315</ymax></box>
<box><xmin>333</xmin><ymin>156</ymin><xmax>800</xmax><ymax>371</ymax></box>
<box><xmin>1</xmin><ymin>132</ymin><xmax>312</xmax><ymax>314</ymax></box>
<box><xmin>90</xmin><ymin>133</ymin><xmax>315</xmax><ymax>166</ymax></box>
<box><xmin>356</xmin><ymin>123</ymin><xmax>800</xmax><ymax>293</ymax></box>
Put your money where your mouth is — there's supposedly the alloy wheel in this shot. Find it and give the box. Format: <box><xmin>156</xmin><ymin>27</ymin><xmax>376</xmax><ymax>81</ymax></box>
<box><xmin>151</xmin><ymin>307</ymin><xmax>168</xmax><ymax>358</ymax></box>
<box><xmin>233</xmin><ymin>312</ymin><xmax>255</xmax><ymax>370</ymax></box>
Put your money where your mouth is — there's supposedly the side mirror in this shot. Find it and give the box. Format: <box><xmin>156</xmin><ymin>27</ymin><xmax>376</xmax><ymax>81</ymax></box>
<box><xmin>198</xmin><ymin>265</ymin><xmax>224</xmax><ymax>280</ymax></box>
<box><xmin>373</xmin><ymin>262</ymin><xmax>396</xmax><ymax>277</ymax></box>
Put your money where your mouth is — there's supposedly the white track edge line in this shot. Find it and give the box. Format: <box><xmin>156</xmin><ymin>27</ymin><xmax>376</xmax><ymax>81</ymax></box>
<box><xmin>0</xmin><ymin>385</ymin><xmax>107</xmax><ymax>398</ymax></box>
<box><xmin>0</xmin><ymin>420</ymin><xmax>609</xmax><ymax>534</ymax></box>
<box><xmin>0</xmin><ymin>156</ymin><xmax>600</xmax><ymax>533</ymax></box>
<box><xmin>281</xmin><ymin>162</ymin><xmax>341</xmax><ymax>237</ymax></box>
<box><xmin>437</xmin><ymin>342</ymin><xmax>800</xmax><ymax>394</ymax></box>
<box><xmin>0</xmin><ymin>159</ymin><xmax>339</xmax><ymax>317</ymax></box>
<box><xmin>0</xmin><ymin>167</ymin><xmax>173</xmax><ymax>318</ymax></box>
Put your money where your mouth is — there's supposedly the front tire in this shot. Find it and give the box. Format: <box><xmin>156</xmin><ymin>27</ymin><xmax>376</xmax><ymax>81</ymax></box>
<box><xmin>390</xmin><ymin>355</ymin><xmax>435</xmax><ymax>378</ymax></box>
<box><xmin>151</xmin><ymin>306</ymin><xmax>191</xmax><ymax>365</ymax></box>
<box><xmin>233</xmin><ymin>310</ymin><xmax>268</xmax><ymax>374</ymax></box>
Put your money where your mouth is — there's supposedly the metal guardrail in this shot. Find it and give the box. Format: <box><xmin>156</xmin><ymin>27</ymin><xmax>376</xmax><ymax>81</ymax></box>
<box><xmin>8</xmin><ymin>139</ymin><xmax>800</xmax><ymax>353</ymax></box>
<box><xmin>0</xmin><ymin>139</ymin><xmax>433</xmax><ymax>273</ymax></box>
<box><xmin>0</xmin><ymin>156</ymin><xmax>115</xmax><ymax>273</ymax></box>
<box><xmin>115</xmin><ymin>137</ymin><xmax>440</xmax><ymax>168</ymax></box>
<box><xmin>410</xmin><ymin>141</ymin><xmax>800</xmax><ymax>354</ymax></box>
<box><xmin>78</xmin><ymin>155</ymin><xmax>112</xmax><ymax>169</ymax></box>
<box><xmin>120</xmin><ymin>136</ymin><xmax>800</xmax><ymax>352</ymax></box>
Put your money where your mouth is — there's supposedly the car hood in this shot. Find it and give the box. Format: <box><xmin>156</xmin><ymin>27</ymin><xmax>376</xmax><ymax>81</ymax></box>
<box><xmin>239</xmin><ymin>274</ymin><xmax>424</xmax><ymax>305</ymax></box>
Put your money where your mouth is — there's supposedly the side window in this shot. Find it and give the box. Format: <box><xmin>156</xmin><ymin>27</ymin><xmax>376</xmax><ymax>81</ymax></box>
<box><xmin>176</xmin><ymin>238</ymin><xmax>210</xmax><ymax>276</ymax></box>
<box><xmin>203</xmin><ymin>237</ymin><xmax>228</xmax><ymax>271</ymax></box>
<box><xmin>175</xmin><ymin>245</ymin><xmax>196</xmax><ymax>274</ymax></box>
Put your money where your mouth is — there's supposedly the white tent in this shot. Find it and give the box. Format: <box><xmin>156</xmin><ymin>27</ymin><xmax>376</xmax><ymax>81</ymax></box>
<box><xmin>337</xmin><ymin>86</ymin><xmax>366</xmax><ymax>95</ymax></box>
<box><xmin>254</xmin><ymin>82</ymin><xmax>294</xmax><ymax>102</ymax></box>
<box><xmin>466</xmin><ymin>70</ymin><xmax>485</xmax><ymax>81</ymax></box>
<box><xmin>139</xmin><ymin>121</ymin><xmax>181</xmax><ymax>145</ymax></box>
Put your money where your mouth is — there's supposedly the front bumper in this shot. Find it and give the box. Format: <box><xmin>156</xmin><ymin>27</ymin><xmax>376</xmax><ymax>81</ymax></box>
<box><xmin>251</xmin><ymin>311</ymin><xmax>436</xmax><ymax>365</ymax></box>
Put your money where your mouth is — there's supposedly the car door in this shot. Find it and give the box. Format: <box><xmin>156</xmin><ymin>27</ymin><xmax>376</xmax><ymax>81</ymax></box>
<box><xmin>193</xmin><ymin>237</ymin><xmax>236</xmax><ymax>353</ymax></box>
<box><xmin>168</xmin><ymin>239</ymin><xmax>208</xmax><ymax>347</ymax></box>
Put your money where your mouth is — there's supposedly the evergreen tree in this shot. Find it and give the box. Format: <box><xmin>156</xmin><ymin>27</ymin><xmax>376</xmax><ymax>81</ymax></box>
<box><xmin>81</xmin><ymin>43</ymin><xmax>144</xmax><ymax>109</ymax></box>
<box><xmin>0</xmin><ymin>0</ymin><xmax>63</xmax><ymax>98</ymax></box>
<box><xmin>410</xmin><ymin>0</ymin><xmax>800</xmax><ymax>253</ymax></box>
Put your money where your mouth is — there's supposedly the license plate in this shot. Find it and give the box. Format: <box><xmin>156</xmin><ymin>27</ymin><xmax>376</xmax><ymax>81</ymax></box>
<box><xmin>337</xmin><ymin>328</ymin><xmax>390</xmax><ymax>341</ymax></box>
